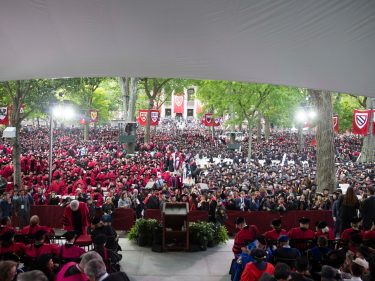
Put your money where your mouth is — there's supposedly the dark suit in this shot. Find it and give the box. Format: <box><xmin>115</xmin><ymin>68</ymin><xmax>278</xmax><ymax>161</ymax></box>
<box><xmin>235</xmin><ymin>197</ymin><xmax>249</xmax><ymax>211</ymax></box>
<box><xmin>273</xmin><ymin>246</ymin><xmax>301</xmax><ymax>268</ymax></box>
<box><xmin>361</xmin><ymin>195</ymin><xmax>375</xmax><ymax>230</ymax></box>
<box><xmin>290</xmin><ymin>272</ymin><xmax>314</xmax><ymax>281</ymax></box>
<box><xmin>103</xmin><ymin>272</ymin><xmax>130</xmax><ymax>281</ymax></box>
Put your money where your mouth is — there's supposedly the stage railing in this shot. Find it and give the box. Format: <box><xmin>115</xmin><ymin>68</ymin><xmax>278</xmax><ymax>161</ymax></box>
<box><xmin>24</xmin><ymin>206</ymin><xmax>333</xmax><ymax>234</ymax></box>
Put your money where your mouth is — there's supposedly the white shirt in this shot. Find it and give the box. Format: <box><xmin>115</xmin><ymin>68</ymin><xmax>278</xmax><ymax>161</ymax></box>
<box><xmin>98</xmin><ymin>273</ymin><xmax>109</xmax><ymax>281</ymax></box>
<box><xmin>343</xmin><ymin>276</ymin><xmax>362</xmax><ymax>281</ymax></box>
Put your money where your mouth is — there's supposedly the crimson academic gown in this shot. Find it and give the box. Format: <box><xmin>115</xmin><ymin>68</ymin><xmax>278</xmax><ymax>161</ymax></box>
<box><xmin>0</xmin><ymin>242</ymin><xmax>26</xmax><ymax>256</ymax></box>
<box><xmin>340</xmin><ymin>228</ymin><xmax>363</xmax><ymax>241</ymax></box>
<box><xmin>55</xmin><ymin>262</ymin><xmax>87</xmax><ymax>281</ymax></box>
<box><xmin>60</xmin><ymin>244</ymin><xmax>86</xmax><ymax>259</ymax></box>
<box><xmin>232</xmin><ymin>225</ymin><xmax>259</xmax><ymax>256</ymax></box>
<box><xmin>25</xmin><ymin>243</ymin><xmax>60</xmax><ymax>258</ymax></box>
<box><xmin>62</xmin><ymin>202</ymin><xmax>90</xmax><ymax>235</ymax></box>
<box><xmin>288</xmin><ymin>227</ymin><xmax>315</xmax><ymax>240</ymax></box>
<box><xmin>264</xmin><ymin>229</ymin><xmax>288</xmax><ymax>240</ymax></box>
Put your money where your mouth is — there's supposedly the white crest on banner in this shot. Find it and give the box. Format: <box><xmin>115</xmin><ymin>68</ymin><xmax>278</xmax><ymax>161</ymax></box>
<box><xmin>151</xmin><ymin>111</ymin><xmax>159</xmax><ymax>122</ymax></box>
<box><xmin>140</xmin><ymin>111</ymin><xmax>147</xmax><ymax>122</ymax></box>
<box><xmin>175</xmin><ymin>96</ymin><xmax>183</xmax><ymax>106</ymax></box>
<box><xmin>206</xmin><ymin>114</ymin><xmax>212</xmax><ymax>123</ymax></box>
<box><xmin>355</xmin><ymin>112</ymin><xmax>368</xmax><ymax>129</ymax></box>
<box><xmin>0</xmin><ymin>107</ymin><xmax>7</xmax><ymax>120</ymax></box>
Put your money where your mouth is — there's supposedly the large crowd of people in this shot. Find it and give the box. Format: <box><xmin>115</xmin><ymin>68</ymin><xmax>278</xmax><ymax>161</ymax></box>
<box><xmin>0</xmin><ymin>119</ymin><xmax>374</xmax><ymax>280</ymax></box>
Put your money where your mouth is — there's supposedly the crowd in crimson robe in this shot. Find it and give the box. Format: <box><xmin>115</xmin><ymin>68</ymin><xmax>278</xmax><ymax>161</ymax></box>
<box><xmin>0</xmin><ymin>121</ymin><xmax>373</xmax><ymax>229</ymax></box>
<box><xmin>0</xmin><ymin>119</ymin><xmax>374</xmax><ymax>281</ymax></box>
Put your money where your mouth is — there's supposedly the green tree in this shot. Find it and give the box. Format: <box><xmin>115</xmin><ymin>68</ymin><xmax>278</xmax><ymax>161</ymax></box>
<box><xmin>258</xmin><ymin>87</ymin><xmax>304</xmax><ymax>140</ymax></box>
<box><xmin>198</xmin><ymin>81</ymin><xmax>276</xmax><ymax>161</ymax></box>
<box><xmin>138</xmin><ymin>78</ymin><xmax>173</xmax><ymax>143</ymax></box>
<box><xmin>333</xmin><ymin>93</ymin><xmax>365</xmax><ymax>133</ymax></box>
<box><xmin>0</xmin><ymin>80</ymin><xmax>57</xmax><ymax>188</ymax></box>
<box><xmin>137</xmin><ymin>79</ymin><xmax>194</xmax><ymax>141</ymax></box>
<box><xmin>56</xmin><ymin>78</ymin><xmax>105</xmax><ymax>140</ymax></box>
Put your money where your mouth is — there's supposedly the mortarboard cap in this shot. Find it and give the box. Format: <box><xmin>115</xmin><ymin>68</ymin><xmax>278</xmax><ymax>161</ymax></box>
<box><xmin>34</xmin><ymin>229</ymin><xmax>48</xmax><ymax>240</ymax></box>
<box><xmin>235</xmin><ymin>217</ymin><xmax>245</xmax><ymax>225</ymax></box>
<box><xmin>318</xmin><ymin>221</ymin><xmax>328</xmax><ymax>229</ymax></box>
<box><xmin>251</xmin><ymin>248</ymin><xmax>267</xmax><ymax>260</ymax></box>
<box><xmin>271</xmin><ymin>219</ymin><xmax>282</xmax><ymax>226</ymax></box>
<box><xmin>62</xmin><ymin>230</ymin><xmax>77</xmax><ymax>240</ymax></box>
<box><xmin>299</xmin><ymin>217</ymin><xmax>310</xmax><ymax>224</ymax></box>
<box><xmin>278</xmin><ymin>235</ymin><xmax>289</xmax><ymax>242</ymax></box>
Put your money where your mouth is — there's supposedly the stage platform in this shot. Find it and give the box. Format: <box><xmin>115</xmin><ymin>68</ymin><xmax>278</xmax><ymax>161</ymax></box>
<box><xmin>118</xmin><ymin>237</ymin><xmax>234</xmax><ymax>281</ymax></box>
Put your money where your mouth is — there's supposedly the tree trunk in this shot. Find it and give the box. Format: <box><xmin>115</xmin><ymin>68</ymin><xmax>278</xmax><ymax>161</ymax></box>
<box><xmin>359</xmin><ymin>97</ymin><xmax>375</xmax><ymax>163</ymax></box>
<box><xmin>145</xmin><ymin>100</ymin><xmax>153</xmax><ymax>143</ymax></box>
<box><xmin>118</xmin><ymin>77</ymin><xmax>130</xmax><ymax>121</ymax></box>
<box><xmin>127</xmin><ymin>78</ymin><xmax>138</xmax><ymax>122</ymax></box>
<box><xmin>257</xmin><ymin>116</ymin><xmax>262</xmax><ymax>143</ymax></box>
<box><xmin>84</xmin><ymin>121</ymin><xmax>89</xmax><ymax>141</ymax></box>
<box><xmin>310</xmin><ymin>90</ymin><xmax>336</xmax><ymax>192</ymax></box>
<box><xmin>12</xmin><ymin>125</ymin><xmax>22</xmax><ymax>189</ymax></box>
<box><xmin>10</xmin><ymin>81</ymin><xmax>23</xmax><ymax>190</ymax></box>
<box><xmin>126</xmin><ymin>78</ymin><xmax>139</xmax><ymax>154</ymax></box>
<box><xmin>247</xmin><ymin>122</ymin><xmax>253</xmax><ymax>163</ymax></box>
<box><xmin>298</xmin><ymin>123</ymin><xmax>304</xmax><ymax>152</ymax></box>
<box><xmin>265</xmin><ymin>117</ymin><xmax>270</xmax><ymax>141</ymax></box>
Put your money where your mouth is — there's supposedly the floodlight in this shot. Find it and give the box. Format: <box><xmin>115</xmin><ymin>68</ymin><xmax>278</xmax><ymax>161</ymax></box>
<box><xmin>64</xmin><ymin>106</ymin><xmax>76</xmax><ymax>120</ymax></box>
<box><xmin>52</xmin><ymin>105</ymin><xmax>63</xmax><ymax>118</ymax></box>
<box><xmin>295</xmin><ymin>109</ymin><xmax>307</xmax><ymax>122</ymax></box>
<box><xmin>308</xmin><ymin>110</ymin><xmax>317</xmax><ymax>119</ymax></box>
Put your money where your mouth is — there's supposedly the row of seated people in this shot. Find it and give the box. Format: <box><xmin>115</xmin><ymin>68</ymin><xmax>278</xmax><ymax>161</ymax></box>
<box><xmin>0</xmin><ymin>216</ymin><xmax>123</xmax><ymax>273</ymax></box>
<box><xmin>233</xmin><ymin>216</ymin><xmax>375</xmax><ymax>257</ymax></box>
<box><xmin>233</xmin><ymin>246</ymin><xmax>373</xmax><ymax>281</ymax></box>
<box><xmin>231</xmin><ymin>216</ymin><xmax>375</xmax><ymax>281</ymax></box>
<box><xmin>1</xmin><ymin>250</ymin><xmax>130</xmax><ymax>281</ymax></box>
<box><xmin>0</xmin><ymin>212</ymin><xmax>121</xmax><ymax>251</ymax></box>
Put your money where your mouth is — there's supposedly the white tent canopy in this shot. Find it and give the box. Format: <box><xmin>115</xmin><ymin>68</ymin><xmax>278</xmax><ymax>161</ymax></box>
<box><xmin>1</xmin><ymin>0</ymin><xmax>375</xmax><ymax>97</ymax></box>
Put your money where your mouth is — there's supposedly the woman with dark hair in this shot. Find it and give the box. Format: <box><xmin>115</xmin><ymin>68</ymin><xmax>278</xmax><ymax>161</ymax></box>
<box><xmin>338</xmin><ymin>187</ymin><xmax>360</xmax><ymax>232</ymax></box>
<box><xmin>0</xmin><ymin>260</ymin><xmax>17</xmax><ymax>281</ymax></box>
<box><xmin>34</xmin><ymin>254</ymin><xmax>56</xmax><ymax>281</ymax></box>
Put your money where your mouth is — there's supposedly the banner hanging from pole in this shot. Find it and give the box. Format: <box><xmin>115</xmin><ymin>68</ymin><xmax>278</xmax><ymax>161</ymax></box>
<box><xmin>202</xmin><ymin>113</ymin><xmax>221</xmax><ymax>127</ymax></box>
<box><xmin>195</xmin><ymin>100</ymin><xmax>202</xmax><ymax>114</ymax></box>
<box><xmin>90</xmin><ymin>110</ymin><xmax>99</xmax><ymax>123</ymax></box>
<box><xmin>0</xmin><ymin>107</ymin><xmax>9</xmax><ymax>125</ymax></box>
<box><xmin>332</xmin><ymin>115</ymin><xmax>339</xmax><ymax>133</ymax></box>
<box><xmin>137</xmin><ymin>109</ymin><xmax>160</xmax><ymax>126</ymax></box>
<box><xmin>352</xmin><ymin>109</ymin><xmax>370</xmax><ymax>135</ymax></box>
<box><xmin>173</xmin><ymin>94</ymin><xmax>184</xmax><ymax>114</ymax></box>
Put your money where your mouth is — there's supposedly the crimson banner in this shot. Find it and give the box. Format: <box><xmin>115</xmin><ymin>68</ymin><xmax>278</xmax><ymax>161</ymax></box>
<box><xmin>173</xmin><ymin>95</ymin><xmax>184</xmax><ymax>114</ymax></box>
<box><xmin>352</xmin><ymin>109</ymin><xmax>370</xmax><ymax>135</ymax></box>
<box><xmin>0</xmin><ymin>107</ymin><xmax>9</xmax><ymax>125</ymax></box>
<box><xmin>90</xmin><ymin>110</ymin><xmax>99</xmax><ymax>123</ymax></box>
<box><xmin>332</xmin><ymin>115</ymin><xmax>339</xmax><ymax>133</ymax></box>
<box><xmin>137</xmin><ymin>110</ymin><xmax>160</xmax><ymax>126</ymax></box>
<box><xmin>202</xmin><ymin>114</ymin><xmax>221</xmax><ymax>127</ymax></box>
<box><xmin>195</xmin><ymin>100</ymin><xmax>202</xmax><ymax>114</ymax></box>
<box><xmin>213</xmin><ymin>117</ymin><xmax>221</xmax><ymax>127</ymax></box>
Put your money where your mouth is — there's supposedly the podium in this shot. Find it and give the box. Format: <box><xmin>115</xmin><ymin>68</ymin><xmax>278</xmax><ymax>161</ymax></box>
<box><xmin>162</xmin><ymin>202</ymin><xmax>189</xmax><ymax>251</ymax></box>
